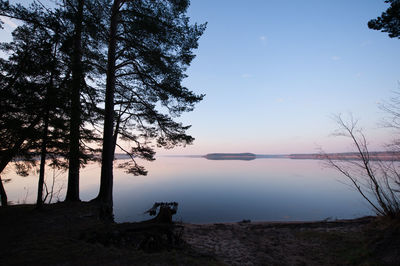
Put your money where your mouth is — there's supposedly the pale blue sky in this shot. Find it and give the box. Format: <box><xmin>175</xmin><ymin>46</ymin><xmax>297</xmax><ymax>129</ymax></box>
<box><xmin>1</xmin><ymin>1</ymin><xmax>399</xmax><ymax>155</ymax></box>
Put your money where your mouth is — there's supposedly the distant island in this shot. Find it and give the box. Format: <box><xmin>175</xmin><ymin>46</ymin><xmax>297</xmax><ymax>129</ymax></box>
<box><xmin>205</xmin><ymin>153</ymin><xmax>257</xmax><ymax>160</ymax></box>
<box><xmin>199</xmin><ymin>152</ymin><xmax>400</xmax><ymax>161</ymax></box>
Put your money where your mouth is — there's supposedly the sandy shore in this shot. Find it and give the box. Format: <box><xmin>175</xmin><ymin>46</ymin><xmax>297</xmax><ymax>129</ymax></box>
<box><xmin>181</xmin><ymin>218</ymin><xmax>375</xmax><ymax>265</ymax></box>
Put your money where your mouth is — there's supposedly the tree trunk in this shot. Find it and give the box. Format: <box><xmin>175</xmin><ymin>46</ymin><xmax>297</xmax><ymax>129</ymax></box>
<box><xmin>36</xmin><ymin>110</ymin><xmax>49</xmax><ymax>209</ymax></box>
<box><xmin>0</xmin><ymin>175</ymin><xmax>7</xmax><ymax>206</ymax></box>
<box><xmin>66</xmin><ymin>0</ymin><xmax>84</xmax><ymax>202</ymax></box>
<box><xmin>36</xmin><ymin>69</ymin><xmax>54</xmax><ymax>209</ymax></box>
<box><xmin>96</xmin><ymin>0</ymin><xmax>120</xmax><ymax>219</ymax></box>
<box><xmin>112</xmin><ymin>113</ymin><xmax>121</xmax><ymax>156</ymax></box>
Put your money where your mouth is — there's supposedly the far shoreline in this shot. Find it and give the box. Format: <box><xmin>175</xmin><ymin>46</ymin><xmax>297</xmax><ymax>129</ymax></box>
<box><xmin>159</xmin><ymin>151</ymin><xmax>400</xmax><ymax>161</ymax></box>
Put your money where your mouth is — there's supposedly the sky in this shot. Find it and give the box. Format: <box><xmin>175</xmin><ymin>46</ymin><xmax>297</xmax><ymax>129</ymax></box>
<box><xmin>170</xmin><ymin>0</ymin><xmax>400</xmax><ymax>155</ymax></box>
<box><xmin>1</xmin><ymin>0</ymin><xmax>399</xmax><ymax>155</ymax></box>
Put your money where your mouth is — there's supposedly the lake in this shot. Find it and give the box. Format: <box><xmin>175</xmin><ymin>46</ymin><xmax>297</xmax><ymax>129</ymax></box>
<box><xmin>3</xmin><ymin>157</ymin><xmax>373</xmax><ymax>223</ymax></box>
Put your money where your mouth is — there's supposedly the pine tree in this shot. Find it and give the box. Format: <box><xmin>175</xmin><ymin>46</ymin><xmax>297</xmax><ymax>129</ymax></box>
<box><xmin>61</xmin><ymin>0</ymin><xmax>106</xmax><ymax>202</ymax></box>
<box><xmin>0</xmin><ymin>0</ymin><xmax>104</xmax><ymax>205</ymax></box>
<box><xmin>368</xmin><ymin>0</ymin><xmax>400</xmax><ymax>39</ymax></box>
<box><xmin>95</xmin><ymin>0</ymin><xmax>206</xmax><ymax>217</ymax></box>
<box><xmin>0</xmin><ymin>18</ymin><xmax>70</xmax><ymax>207</ymax></box>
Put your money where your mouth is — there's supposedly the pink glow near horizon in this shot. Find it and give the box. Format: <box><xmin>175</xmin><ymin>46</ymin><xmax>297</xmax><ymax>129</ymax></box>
<box><xmin>153</xmin><ymin>127</ymin><xmax>394</xmax><ymax>155</ymax></box>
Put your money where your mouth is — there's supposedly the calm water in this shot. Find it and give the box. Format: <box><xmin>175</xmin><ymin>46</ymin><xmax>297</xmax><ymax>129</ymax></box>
<box><xmin>4</xmin><ymin>157</ymin><xmax>373</xmax><ymax>223</ymax></box>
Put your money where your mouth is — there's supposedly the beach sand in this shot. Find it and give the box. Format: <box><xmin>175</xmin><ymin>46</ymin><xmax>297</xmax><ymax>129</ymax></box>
<box><xmin>182</xmin><ymin>218</ymin><xmax>375</xmax><ymax>265</ymax></box>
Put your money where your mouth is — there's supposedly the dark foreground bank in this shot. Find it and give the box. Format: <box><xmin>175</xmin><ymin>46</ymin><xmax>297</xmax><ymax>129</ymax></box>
<box><xmin>0</xmin><ymin>202</ymin><xmax>399</xmax><ymax>265</ymax></box>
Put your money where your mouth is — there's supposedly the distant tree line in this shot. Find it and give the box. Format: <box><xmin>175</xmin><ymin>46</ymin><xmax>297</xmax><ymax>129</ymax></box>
<box><xmin>0</xmin><ymin>0</ymin><xmax>205</xmax><ymax>218</ymax></box>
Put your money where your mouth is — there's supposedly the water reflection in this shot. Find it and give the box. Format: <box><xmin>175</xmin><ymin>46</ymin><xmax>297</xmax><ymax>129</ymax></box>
<box><xmin>3</xmin><ymin>158</ymin><xmax>373</xmax><ymax>223</ymax></box>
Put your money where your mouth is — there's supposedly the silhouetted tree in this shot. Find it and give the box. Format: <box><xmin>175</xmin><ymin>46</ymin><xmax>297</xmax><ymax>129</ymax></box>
<box><xmin>41</xmin><ymin>0</ymin><xmax>106</xmax><ymax>202</ymax></box>
<box><xmin>95</xmin><ymin>0</ymin><xmax>205</xmax><ymax>217</ymax></box>
<box><xmin>59</xmin><ymin>0</ymin><xmax>106</xmax><ymax>202</ymax></box>
<box><xmin>65</xmin><ymin>0</ymin><xmax>85</xmax><ymax>202</ymax></box>
<box><xmin>0</xmin><ymin>1</ymin><xmax>65</xmax><ymax>207</ymax></box>
<box><xmin>368</xmin><ymin>0</ymin><xmax>400</xmax><ymax>39</ymax></box>
<box><xmin>0</xmin><ymin>12</ymin><xmax>71</xmax><ymax>207</ymax></box>
<box><xmin>62</xmin><ymin>0</ymin><xmax>106</xmax><ymax>202</ymax></box>
<box><xmin>0</xmin><ymin>2</ymin><xmax>44</xmax><ymax>206</ymax></box>
<box><xmin>324</xmin><ymin>114</ymin><xmax>400</xmax><ymax>219</ymax></box>
<box><xmin>33</xmin><ymin>26</ymin><xmax>66</xmax><ymax>208</ymax></box>
<box><xmin>0</xmin><ymin>0</ymin><xmax>104</xmax><ymax>205</ymax></box>
<box><xmin>0</xmin><ymin>0</ymin><xmax>205</xmax><ymax>212</ymax></box>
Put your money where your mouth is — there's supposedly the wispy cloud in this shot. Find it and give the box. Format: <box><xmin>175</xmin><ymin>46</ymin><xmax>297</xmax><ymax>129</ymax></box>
<box><xmin>331</xmin><ymin>56</ymin><xmax>341</xmax><ymax>61</ymax></box>
<box><xmin>259</xmin><ymin>35</ymin><xmax>267</xmax><ymax>45</ymax></box>
<box><xmin>0</xmin><ymin>16</ymin><xmax>17</xmax><ymax>29</ymax></box>
<box><xmin>241</xmin><ymin>73</ymin><xmax>254</xmax><ymax>78</ymax></box>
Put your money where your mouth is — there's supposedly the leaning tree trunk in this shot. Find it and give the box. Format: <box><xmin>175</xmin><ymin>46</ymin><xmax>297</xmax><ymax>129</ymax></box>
<box><xmin>66</xmin><ymin>0</ymin><xmax>84</xmax><ymax>202</ymax></box>
<box><xmin>0</xmin><ymin>175</ymin><xmax>7</xmax><ymax>206</ymax></box>
<box><xmin>0</xmin><ymin>116</ymin><xmax>41</xmax><ymax>175</ymax></box>
<box><xmin>96</xmin><ymin>0</ymin><xmax>120</xmax><ymax>220</ymax></box>
<box><xmin>0</xmin><ymin>115</ymin><xmax>42</xmax><ymax>207</ymax></box>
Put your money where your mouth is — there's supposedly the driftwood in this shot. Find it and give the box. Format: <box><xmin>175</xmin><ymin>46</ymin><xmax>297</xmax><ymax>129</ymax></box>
<box><xmin>144</xmin><ymin>202</ymin><xmax>178</xmax><ymax>224</ymax></box>
<box><xmin>83</xmin><ymin>202</ymin><xmax>183</xmax><ymax>252</ymax></box>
